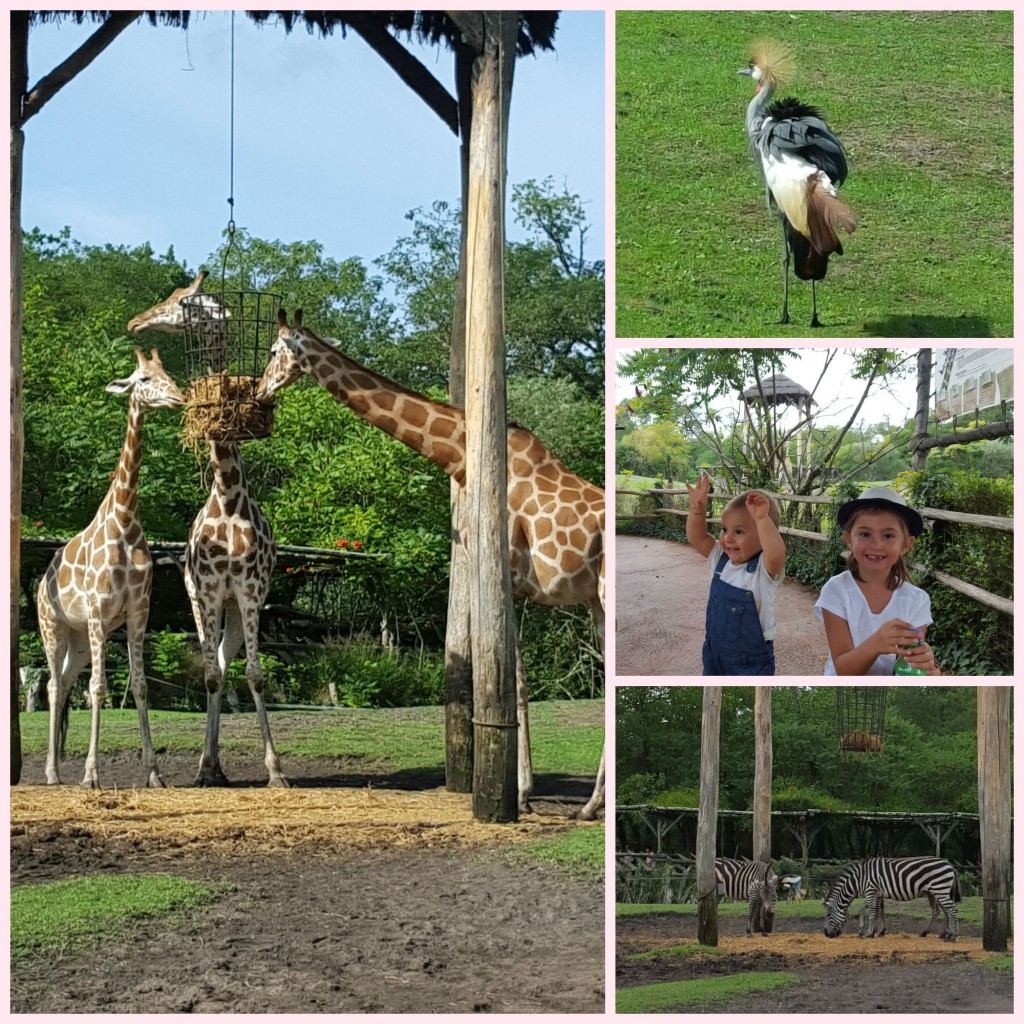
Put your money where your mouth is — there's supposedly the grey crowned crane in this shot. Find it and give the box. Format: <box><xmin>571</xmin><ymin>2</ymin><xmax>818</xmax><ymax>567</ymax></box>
<box><xmin>739</xmin><ymin>40</ymin><xmax>856</xmax><ymax>327</ymax></box>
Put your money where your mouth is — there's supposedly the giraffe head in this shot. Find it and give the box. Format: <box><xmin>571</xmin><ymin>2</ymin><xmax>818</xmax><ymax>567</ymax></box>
<box><xmin>255</xmin><ymin>309</ymin><xmax>311</xmax><ymax>400</ymax></box>
<box><xmin>107</xmin><ymin>348</ymin><xmax>186</xmax><ymax>408</ymax></box>
<box><xmin>127</xmin><ymin>270</ymin><xmax>228</xmax><ymax>336</ymax></box>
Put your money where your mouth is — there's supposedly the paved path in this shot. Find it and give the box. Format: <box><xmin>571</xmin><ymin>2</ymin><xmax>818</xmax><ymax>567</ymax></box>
<box><xmin>615</xmin><ymin>534</ymin><xmax>830</xmax><ymax>677</ymax></box>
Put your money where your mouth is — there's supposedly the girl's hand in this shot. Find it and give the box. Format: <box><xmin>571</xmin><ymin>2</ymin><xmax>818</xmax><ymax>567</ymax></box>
<box><xmin>746</xmin><ymin>491</ymin><xmax>771</xmax><ymax>520</ymax></box>
<box><xmin>902</xmin><ymin>639</ymin><xmax>938</xmax><ymax>675</ymax></box>
<box><xmin>871</xmin><ymin>619</ymin><xmax>923</xmax><ymax>658</ymax></box>
<box><xmin>685</xmin><ymin>474</ymin><xmax>710</xmax><ymax>512</ymax></box>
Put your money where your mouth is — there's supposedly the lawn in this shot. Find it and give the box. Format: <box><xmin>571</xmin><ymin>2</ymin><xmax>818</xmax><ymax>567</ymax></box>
<box><xmin>615</xmin><ymin>10</ymin><xmax>1013</xmax><ymax>338</ymax></box>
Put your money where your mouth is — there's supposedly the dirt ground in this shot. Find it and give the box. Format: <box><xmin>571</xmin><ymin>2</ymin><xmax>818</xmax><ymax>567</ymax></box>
<box><xmin>615</xmin><ymin>534</ymin><xmax>829</xmax><ymax>676</ymax></box>
<box><xmin>11</xmin><ymin>748</ymin><xmax>605</xmax><ymax>1014</ymax></box>
<box><xmin>618</xmin><ymin>909</ymin><xmax>1013</xmax><ymax>1013</ymax></box>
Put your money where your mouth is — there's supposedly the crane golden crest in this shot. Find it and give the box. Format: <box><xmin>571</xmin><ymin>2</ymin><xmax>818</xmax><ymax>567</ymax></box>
<box><xmin>748</xmin><ymin>39</ymin><xmax>796</xmax><ymax>89</ymax></box>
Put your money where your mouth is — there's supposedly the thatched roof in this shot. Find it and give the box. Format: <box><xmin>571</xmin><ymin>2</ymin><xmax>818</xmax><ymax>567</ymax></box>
<box><xmin>741</xmin><ymin>373</ymin><xmax>815</xmax><ymax>407</ymax></box>
<box><xmin>23</xmin><ymin>10</ymin><xmax>558</xmax><ymax>55</ymax></box>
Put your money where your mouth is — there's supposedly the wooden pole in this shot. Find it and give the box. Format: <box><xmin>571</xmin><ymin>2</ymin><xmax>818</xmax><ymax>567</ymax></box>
<box><xmin>911</xmin><ymin>349</ymin><xmax>932</xmax><ymax>471</ymax></box>
<box><xmin>696</xmin><ymin>686</ymin><xmax>721</xmax><ymax>945</ymax></box>
<box><xmin>753</xmin><ymin>687</ymin><xmax>772</xmax><ymax>863</ymax></box>
<box><xmin>443</xmin><ymin>43</ymin><xmax>476</xmax><ymax>794</ymax></box>
<box><xmin>452</xmin><ymin>10</ymin><xmax>518</xmax><ymax>822</ymax></box>
<box><xmin>977</xmin><ymin>686</ymin><xmax>1011</xmax><ymax>951</ymax></box>
<box><xmin>10</xmin><ymin>13</ymin><xmax>28</xmax><ymax>783</ymax></box>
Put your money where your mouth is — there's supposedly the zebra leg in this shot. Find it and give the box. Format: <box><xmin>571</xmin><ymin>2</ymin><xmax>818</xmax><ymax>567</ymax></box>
<box><xmin>920</xmin><ymin>892</ymin><xmax>941</xmax><ymax>938</ymax></box>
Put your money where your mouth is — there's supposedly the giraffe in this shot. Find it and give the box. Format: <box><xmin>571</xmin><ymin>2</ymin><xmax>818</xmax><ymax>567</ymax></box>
<box><xmin>129</xmin><ymin>279</ymin><xmax>288</xmax><ymax>787</ymax></box>
<box><xmin>37</xmin><ymin>348</ymin><xmax>184</xmax><ymax>787</ymax></box>
<box><xmin>257</xmin><ymin>311</ymin><xmax>605</xmax><ymax>819</ymax></box>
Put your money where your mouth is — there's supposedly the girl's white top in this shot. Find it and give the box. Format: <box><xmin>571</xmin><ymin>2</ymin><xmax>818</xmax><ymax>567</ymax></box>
<box><xmin>706</xmin><ymin>541</ymin><xmax>784</xmax><ymax>640</ymax></box>
<box><xmin>814</xmin><ymin>570</ymin><xmax>933</xmax><ymax>675</ymax></box>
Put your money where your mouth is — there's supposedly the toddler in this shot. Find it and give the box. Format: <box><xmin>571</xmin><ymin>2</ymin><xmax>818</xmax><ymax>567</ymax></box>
<box><xmin>685</xmin><ymin>475</ymin><xmax>786</xmax><ymax>675</ymax></box>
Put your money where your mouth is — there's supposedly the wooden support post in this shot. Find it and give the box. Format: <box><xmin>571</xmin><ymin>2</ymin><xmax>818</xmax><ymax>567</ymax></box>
<box><xmin>910</xmin><ymin>349</ymin><xmax>932</xmax><ymax>472</ymax></box>
<box><xmin>443</xmin><ymin>44</ymin><xmax>476</xmax><ymax>795</ymax></box>
<box><xmin>977</xmin><ymin>686</ymin><xmax>1011</xmax><ymax>951</ymax></box>
<box><xmin>753</xmin><ymin>686</ymin><xmax>772</xmax><ymax>863</ymax></box>
<box><xmin>456</xmin><ymin>11</ymin><xmax>518</xmax><ymax>822</ymax></box>
<box><xmin>696</xmin><ymin>686</ymin><xmax>721</xmax><ymax>945</ymax></box>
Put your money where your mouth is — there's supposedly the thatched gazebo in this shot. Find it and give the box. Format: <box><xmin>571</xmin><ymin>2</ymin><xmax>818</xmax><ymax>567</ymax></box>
<box><xmin>741</xmin><ymin>373</ymin><xmax>815</xmax><ymax>418</ymax></box>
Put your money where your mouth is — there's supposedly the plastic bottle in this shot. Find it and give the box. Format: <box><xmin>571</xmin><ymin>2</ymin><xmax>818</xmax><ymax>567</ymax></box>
<box><xmin>893</xmin><ymin>636</ymin><xmax>928</xmax><ymax>676</ymax></box>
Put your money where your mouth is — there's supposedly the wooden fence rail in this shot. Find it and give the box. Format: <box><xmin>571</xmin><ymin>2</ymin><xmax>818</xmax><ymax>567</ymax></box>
<box><xmin>616</xmin><ymin>489</ymin><xmax>1013</xmax><ymax>616</ymax></box>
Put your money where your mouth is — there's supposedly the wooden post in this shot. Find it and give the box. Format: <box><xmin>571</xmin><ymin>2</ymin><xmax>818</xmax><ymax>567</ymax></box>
<box><xmin>450</xmin><ymin>10</ymin><xmax>518</xmax><ymax>822</ymax></box>
<box><xmin>753</xmin><ymin>687</ymin><xmax>772</xmax><ymax>863</ymax></box>
<box><xmin>911</xmin><ymin>349</ymin><xmax>932</xmax><ymax>471</ymax></box>
<box><xmin>443</xmin><ymin>44</ymin><xmax>476</xmax><ymax>794</ymax></box>
<box><xmin>696</xmin><ymin>686</ymin><xmax>721</xmax><ymax>945</ymax></box>
<box><xmin>977</xmin><ymin>686</ymin><xmax>1011</xmax><ymax>951</ymax></box>
<box><xmin>10</xmin><ymin>13</ymin><xmax>28</xmax><ymax>784</ymax></box>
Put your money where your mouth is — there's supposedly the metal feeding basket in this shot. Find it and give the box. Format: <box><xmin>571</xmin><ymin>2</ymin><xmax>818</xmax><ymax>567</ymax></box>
<box><xmin>836</xmin><ymin>686</ymin><xmax>888</xmax><ymax>753</ymax></box>
<box><xmin>180</xmin><ymin>289</ymin><xmax>280</xmax><ymax>444</ymax></box>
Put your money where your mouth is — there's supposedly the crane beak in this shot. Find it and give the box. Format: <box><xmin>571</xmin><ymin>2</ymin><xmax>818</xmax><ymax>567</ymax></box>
<box><xmin>738</xmin><ymin>67</ymin><xmax>753</xmax><ymax>77</ymax></box>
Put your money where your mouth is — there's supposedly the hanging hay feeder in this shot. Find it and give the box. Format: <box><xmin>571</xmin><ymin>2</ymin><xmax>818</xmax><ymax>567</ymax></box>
<box><xmin>180</xmin><ymin>289</ymin><xmax>279</xmax><ymax>444</ymax></box>
<box><xmin>836</xmin><ymin>687</ymin><xmax>888</xmax><ymax>753</ymax></box>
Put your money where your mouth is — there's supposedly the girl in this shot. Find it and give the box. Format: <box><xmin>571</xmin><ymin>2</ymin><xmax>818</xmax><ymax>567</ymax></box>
<box><xmin>815</xmin><ymin>486</ymin><xmax>937</xmax><ymax>675</ymax></box>
<box><xmin>685</xmin><ymin>474</ymin><xmax>786</xmax><ymax>675</ymax></box>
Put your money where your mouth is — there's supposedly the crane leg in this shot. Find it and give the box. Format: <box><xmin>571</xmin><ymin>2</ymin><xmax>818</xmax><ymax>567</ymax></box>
<box><xmin>779</xmin><ymin>220</ymin><xmax>791</xmax><ymax>325</ymax></box>
<box><xmin>810</xmin><ymin>280</ymin><xmax>821</xmax><ymax>329</ymax></box>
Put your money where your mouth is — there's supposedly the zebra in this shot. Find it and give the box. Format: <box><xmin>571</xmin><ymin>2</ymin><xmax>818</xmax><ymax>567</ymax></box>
<box><xmin>824</xmin><ymin>857</ymin><xmax>960</xmax><ymax>941</ymax></box>
<box><xmin>714</xmin><ymin>858</ymin><xmax>778</xmax><ymax>936</ymax></box>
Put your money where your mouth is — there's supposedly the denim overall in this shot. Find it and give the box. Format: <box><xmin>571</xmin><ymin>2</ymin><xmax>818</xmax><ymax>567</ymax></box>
<box><xmin>702</xmin><ymin>551</ymin><xmax>776</xmax><ymax>676</ymax></box>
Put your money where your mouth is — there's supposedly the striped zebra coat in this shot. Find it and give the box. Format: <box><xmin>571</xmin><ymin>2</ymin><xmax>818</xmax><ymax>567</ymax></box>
<box><xmin>824</xmin><ymin>857</ymin><xmax>960</xmax><ymax>941</ymax></box>
<box><xmin>715</xmin><ymin>858</ymin><xmax>778</xmax><ymax>936</ymax></box>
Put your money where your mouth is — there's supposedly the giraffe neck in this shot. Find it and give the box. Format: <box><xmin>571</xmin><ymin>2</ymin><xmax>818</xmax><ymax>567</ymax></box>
<box><xmin>295</xmin><ymin>336</ymin><xmax>468</xmax><ymax>484</ymax></box>
<box><xmin>103</xmin><ymin>394</ymin><xmax>147</xmax><ymax>524</ymax></box>
<box><xmin>206</xmin><ymin>441</ymin><xmax>254</xmax><ymax>516</ymax></box>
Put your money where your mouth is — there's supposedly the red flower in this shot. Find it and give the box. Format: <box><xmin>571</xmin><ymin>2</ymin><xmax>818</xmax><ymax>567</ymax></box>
<box><xmin>32</xmin><ymin>520</ymin><xmax>44</xmax><ymax>528</ymax></box>
<box><xmin>352</xmin><ymin>541</ymin><xmax>363</xmax><ymax>550</ymax></box>
<box><xmin>285</xmin><ymin>567</ymin><xmax>294</xmax><ymax>574</ymax></box>
<box><xmin>336</xmin><ymin>539</ymin><xmax>350</xmax><ymax>548</ymax></box>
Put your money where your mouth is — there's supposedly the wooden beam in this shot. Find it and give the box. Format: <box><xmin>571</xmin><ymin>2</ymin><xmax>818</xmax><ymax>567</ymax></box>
<box><xmin>346</xmin><ymin>14</ymin><xmax>459</xmax><ymax>136</ymax></box>
<box><xmin>753</xmin><ymin>687</ymin><xmax>772</xmax><ymax>863</ymax></box>
<box><xmin>20</xmin><ymin>12</ymin><xmax>142</xmax><ymax>124</ymax></box>
<box><xmin>910</xmin><ymin>418</ymin><xmax>1014</xmax><ymax>452</ymax></box>
<box><xmin>978</xmin><ymin>687</ymin><xmax>1011</xmax><ymax>951</ymax></box>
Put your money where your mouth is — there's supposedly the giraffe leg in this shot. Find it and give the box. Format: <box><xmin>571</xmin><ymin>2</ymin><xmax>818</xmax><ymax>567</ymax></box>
<box><xmin>577</xmin><ymin>597</ymin><xmax>605</xmax><ymax>820</ymax></box>
<box><xmin>514</xmin><ymin>636</ymin><xmax>533</xmax><ymax>814</ymax></box>
<box><xmin>195</xmin><ymin>599</ymin><xmax>230</xmax><ymax>786</ymax></box>
<box><xmin>81</xmin><ymin>613</ymin><xmax>108</xmax><ymax>788</ymax></box>
<box><xmin>238</xmin><ymin>602</ymin><xmax>288</xmax><ymax>787</ymax></box>
<box><xmin>125</xmin><ymin>609</ymin><xmax>164</xmax><ymax>788</ymax></box>
<box><xmin>42</xmin><ymin>618</ymin><xmax>79</xmax><ymax>785</ymax></box>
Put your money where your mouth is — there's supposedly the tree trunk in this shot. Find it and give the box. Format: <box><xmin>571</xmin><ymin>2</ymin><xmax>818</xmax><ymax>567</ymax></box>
<box><xmin>911</xmin><ymin>349</ymin><xmax>932</xmax><ymax>471</ymax></box>
<box><xmin>977</xmin><ymin>686</ymin><xmax>1011</xmax><ymax>951</ymax></box>
<box><xmin>696</xmin><ymin>686</ymin><xmax>721</xmax><ymax>945</ymax></box>
<box><xmin>451</xmin><ymin>11</ymin><xmax>518</xmax><ymax>823</ymax></box>
<box><xmin>443</xmin><ymin>44</ymin><xmax>476</xmax><ymax>794</ymax></box>
<box><xmin>752</xmin><ymin>686</ymin><xmax>772</xmax><ymax>863</ymax></box>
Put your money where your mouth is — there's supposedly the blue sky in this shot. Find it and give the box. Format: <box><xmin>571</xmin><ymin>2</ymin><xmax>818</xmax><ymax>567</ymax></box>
<box><xmin>21</xmin><ymin>10</ymin><xmax>605</xmax><ymax>275</ymax></box>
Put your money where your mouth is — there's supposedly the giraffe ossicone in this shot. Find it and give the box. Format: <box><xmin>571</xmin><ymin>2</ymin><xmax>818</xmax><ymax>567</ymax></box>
<box><xmin>37</xmin><ymin>348</ymin><xmax>184</xmax><ymax>788</ymax></box>
<box><xmin>259</xmin><ymin>310</ymin><xmax>605</xmax><ymax>819</ymax></box>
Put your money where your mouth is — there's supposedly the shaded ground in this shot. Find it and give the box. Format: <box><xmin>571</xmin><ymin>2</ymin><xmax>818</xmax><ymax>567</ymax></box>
<box><xmin>11</xmin><ymin>748</ymin><xmax>604</xmax><ymax>1014</ymax></box>
<box><xmin>615</xmin><ymin>535</ymin><xmax>829</xmax><ymax>676</ymax></box>
<box><xmin>617</xmin><ymin>909</ymin><xmax>1013</xmax><ymax>1013</ymax></box>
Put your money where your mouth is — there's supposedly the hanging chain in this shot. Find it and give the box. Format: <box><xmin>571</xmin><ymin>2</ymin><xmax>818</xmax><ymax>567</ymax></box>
<box><xmin>221</xmin><ymin>9</ymin><xmax>238</xmax><ymax>290</ymax></box>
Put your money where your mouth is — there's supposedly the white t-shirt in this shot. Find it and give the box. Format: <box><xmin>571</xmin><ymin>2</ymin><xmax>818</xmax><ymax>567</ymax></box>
<box><xmin>705</xmin><ymin>541</ymin><xmax>784</xmax><ymax>640</ymax></box>
<box><xmin>814</xmin><ymin>571</ymin><xmax>933</xmax><ymax>675</ymax></box>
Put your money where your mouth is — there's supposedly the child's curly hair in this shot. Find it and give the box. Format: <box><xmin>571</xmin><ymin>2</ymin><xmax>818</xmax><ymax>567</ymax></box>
<box><xmin>844</xmin><ymin>506</ymin><xmax>914</xmax><ymax>591</ymax></box>
<box><xmin>724</xmin><ymin>490</ymin><xmax>781</xmax><ymax>527</ymax></box>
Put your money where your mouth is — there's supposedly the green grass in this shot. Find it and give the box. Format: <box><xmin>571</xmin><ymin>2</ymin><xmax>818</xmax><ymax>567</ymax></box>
<box><xmin>618</xmin><ymin>899</ymin><xmax>825</xmax><ymax>920</ymax></box>
<box><xmin>628</xmin><ymin>942</ymin><xmax>723</xmax><ymax>961</ymax></box>
<box><xmin>981</xmin><ymin>955</ymin><xmax>1013</xmax><ymax>971</ymax></box>
<box><xmin>18</xmin><ymin>699</ymin><xmax>603</xmax><ymax>776</ymax></box>
<box><xmin>617</xmin><ymin>972</ymin><xmax>800</xmax><ymax>1012</ymax></box>
<box><xmin>501</xmin><ymin>823</ymin><xmax>605</xmax><ymax>879</ymax></box>
<box><xmin>616</xmin><ymin>11</ymin><xmax>1012</xmax><ymax>337</ymax></box>
<box><xmin>11</xmin><ymin>874</ymin><xmax>222</xmax><ymax>964</ymax></box>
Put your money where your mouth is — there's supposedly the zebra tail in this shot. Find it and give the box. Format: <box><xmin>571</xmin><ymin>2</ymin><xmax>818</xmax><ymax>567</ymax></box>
<box><xmin>952</xmin><ymin>875</ymin><xmax>961</xmax><ymax>904</ymax></box>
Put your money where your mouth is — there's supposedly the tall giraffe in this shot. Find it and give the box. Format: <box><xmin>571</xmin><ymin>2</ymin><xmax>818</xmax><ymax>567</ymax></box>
<box><xmin>257</xmin><ymin>311</ymin><xmax>605</xmax><ymax>818</ymax></box>
<box><xmin>128</xmin><ymin>279</ymin><xmax>287</xmax><ymax>786</ymax></box>
<box><xmin>37</xmin><ymin>348</ymin><xmax>184</xmax><ymax>787</ymax></box>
